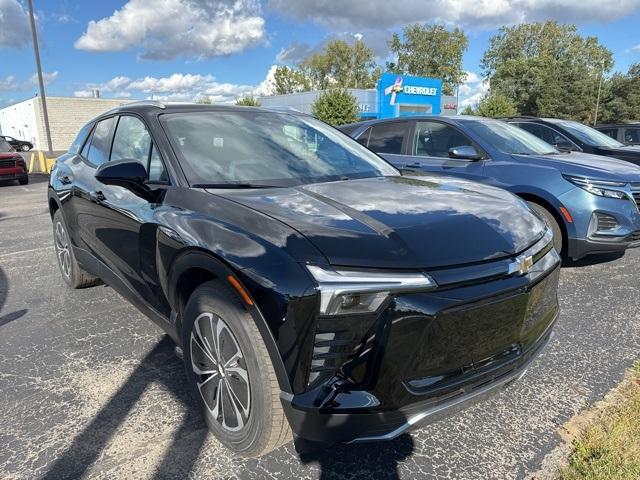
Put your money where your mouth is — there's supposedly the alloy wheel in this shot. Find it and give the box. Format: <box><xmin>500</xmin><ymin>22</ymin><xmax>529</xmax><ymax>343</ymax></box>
<box><xmin>54</xmin><ymin>222</ymin><xmax>71</xmax><ymax>278</ymax></box>
<box><xmin>190</xmin><ymin>312</ymin><xmax>251</xmax><ymax>432</ymax></box>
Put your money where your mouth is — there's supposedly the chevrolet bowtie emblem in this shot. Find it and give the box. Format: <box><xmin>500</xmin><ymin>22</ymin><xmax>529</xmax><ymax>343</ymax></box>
<box><xmin>508</xmin><ymin>254</ymin><xmax>534</xmax><ymax>276</ymax></box>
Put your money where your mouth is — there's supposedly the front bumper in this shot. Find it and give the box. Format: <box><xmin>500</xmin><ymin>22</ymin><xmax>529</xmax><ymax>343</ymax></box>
<box><xmin>282</xmin><ymin>259</ymin><xmax>560</xmax><ymax>444</ymax></box>
<box><xmin>0</xmin><ymin>168</ymin><xmax>28</xmax><ymax>180</ymax></box>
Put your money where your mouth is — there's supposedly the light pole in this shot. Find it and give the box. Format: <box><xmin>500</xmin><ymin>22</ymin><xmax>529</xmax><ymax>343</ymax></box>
<box><xmin>27</xmin><ymin>0</ymin><xmax>53</xmax><ymax>155</ymax></box>
<box><xmin>593</xmin><ymin>60</ymin><xmax>605</xmax><ymax>126</ymax></box>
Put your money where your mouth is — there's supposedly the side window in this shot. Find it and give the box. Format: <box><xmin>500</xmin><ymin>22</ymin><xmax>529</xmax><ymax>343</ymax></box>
<box><xmin>519</xmin><ymin>123</ymin><xmax>575</xmax><ymax>149</ymax></box>
<box><xmin>367</xmin><ymin>122</ymin><xmax>407</xmax><ymax>154</ymax></box>
<box><xmin>111</xmin><ymin>116</ymin><xmax>152</xmax><ymax>165</ymax></box>
<box><xmin>413</xmin><ymin>121</ymin><xmax>475</xmax><ymax>158</ymax></box>
<box><xmin>68</xmin><ymin>123</ymin><xmax>93</xmax><ymax>155</ymax></box>
<box><xmin>148</xmin><ymin>143</ymin><xmax>168</xmax><ymax>183</ymax></box>
<box><xmin>85</xmin><ymin>117</ymin><xmax>115</xmax><ymax>166</ymax></box>
<box><xmin>599</xmin><ymin>128</ymin><xmax>618</xmax><ymax>140</ymax></box>
<box><xmin>624</xmin><ymin>128</ymin><xmax>640</xmax><ymax>144</ymax></box>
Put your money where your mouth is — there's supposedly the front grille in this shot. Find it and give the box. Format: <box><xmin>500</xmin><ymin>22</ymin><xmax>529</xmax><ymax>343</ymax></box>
<box><xmin>0</xmin><ymin>158</ymin><xmax>16</xmax><ymax>168</ymax></box>
<box><xmin>630</xmin><ymin>183</ymin><xmax>640</xmax><ymax>210</ymax></box>
<box><xmin>595</xmin><ymin>212</ymin><xmax>619</xmax><ymax>231</ymax></box>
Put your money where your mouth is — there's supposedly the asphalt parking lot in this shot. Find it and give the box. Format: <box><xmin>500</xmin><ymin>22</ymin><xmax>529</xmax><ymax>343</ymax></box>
<box><xmin>1</xmin><ymin>176</ymin><xmax>639</xmax><ymax>480</ymax></box>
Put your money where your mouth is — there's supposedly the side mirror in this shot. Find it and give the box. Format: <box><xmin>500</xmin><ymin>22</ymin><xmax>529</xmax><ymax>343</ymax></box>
<box><xmin>448</xmin><ymin>145</ymin><xmax>483</xmax><ymax>160</ymax></box>
<box><xmin>553</xmin><ymin>142</ymin><xmax>573</xmax><ymax>153</ymax></box>
<box><xmin>95</xmin><ymin>159</ymin><xmax>147</xmax><ymax>188</ymax></box>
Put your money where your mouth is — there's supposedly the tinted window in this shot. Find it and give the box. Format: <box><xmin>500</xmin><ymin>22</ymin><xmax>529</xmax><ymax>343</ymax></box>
<box><xmin>598</xmin><ymin>128</ymin><xmax>618</xmax><ymax>140</ymax></box>
<box><xmin>624</xmin><ymin>128</ymin><xmax>640</xmax><ymax>144</ymax></box>
<box><xmin>0</xmin><ymin>140</ymin><xmax>12</xmax><ymax>153</ymax></box>
<box><xmin>413</xmin><ymin>121</ymin><xmax>475</xmax><ymax>157</ymax></box>
<box><xmin>549</xmin><ymin>119</ymin><xmax>623</xmax><ymax>148</ymax></box>
<box><xmin>518</xmin><ymin>123</ymin><xmax>575</xmax><ymax>149</ymax></box>
<box><xmin>111</xmin><ymin>116</ymin><xmax>152</xmax><ymax>165</ymax></box>
<box><xmin>367</xmin><ymin>122</ymin><xmax>407</xmax><ymax>154</ymax></box>
<box><xmin>68</xmin><ymin>123</ymin><xmax>93</xmax><ymax>155</ymax></box>
<box><xmin>463</xmin><ymin>119</ymin><xmax>558</xmax><ymax>155</ymax></box>
<box><xmin>148</xmin><ymin>143</ymin><xmax>167</xmax><ymax>183</ymax></box>
<box><xmin>86</xmin><ymin>117</ymin><xmax>115</xmax><ymax>166</ymax></box>
<box><xmin>161</xmin><ymin>111</ymin><xmax>397</xmax><ymax>186</ymax></box>
<box><xmin>356</xmin><ymin>127</ymin><xmax>371</xmax><ymax>147</ymax></box>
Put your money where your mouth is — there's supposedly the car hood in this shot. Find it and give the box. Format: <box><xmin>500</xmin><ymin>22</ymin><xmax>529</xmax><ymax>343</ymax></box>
<box><xmin>0</xmin><ymin>152</ymin><xmax>18</xmax><ymax>159</ymax></box>
<box><xmin>512</xmin><ymin>151</ymin><xmax>640</xmax><ymax>181</ymax></box>
<box><xmin>209</xmin><ymin>176</ymin><xmax>546</xmax><ymax>269</ymax></box>
<box><xmin>596</xmin><ymin>145</ymin><xmax>640</xmax><ymax>161</ymax></box>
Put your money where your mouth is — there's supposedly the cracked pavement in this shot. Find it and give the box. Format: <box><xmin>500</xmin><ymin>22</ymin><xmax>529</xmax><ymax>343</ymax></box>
<box><xmin>1</xmin><ymin>176</ymin><xmax>638</xmax><ymax>479</ymax></box>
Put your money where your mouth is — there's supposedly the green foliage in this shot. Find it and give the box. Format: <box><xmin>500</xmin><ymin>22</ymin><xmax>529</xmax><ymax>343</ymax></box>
<box><xmin>600</xmin><ymin>64</ymin><xmax>640</xmax><ymax>123</ymax></box>
<box><xmin>300</xmin><ymin>39</ymin><xmax>379</xmax><ymax>90</ymax></box>
<box><xmin>311</xmin><ymin>89</ymin><xmax>359</xmax><ymax>126</ymax></box>
<box><xmin>481</xmin><ymin>21</ymin><xmax>613</xmax><ymax>122</ymax></box>
<box><xmin>272</xmin><ymin>66</ymin><xmax>310</xmax><ymax>95</ymax></box>
<box><xmin>460</xmin><ymin>105</ymin><xmax>477</xmax><ymax>115</ymax></box>
<box><xmin>235</xmin><ymin>96</ymin><xmax>261</xmax><ymax>106</ymax></box>
<box><xmin>475</xmin><ymin>93</ymin><xmax>518</xmax><ymax>118</ymax></box>
<box><xmin>195</xmin><ymin>96</ymin><xmax>213</xmax><ymax>104</ymax></box>
<box><xmin>387</xmin><ymin>24</ymin><xmax>468</xmax><ymax>95</ymax></box>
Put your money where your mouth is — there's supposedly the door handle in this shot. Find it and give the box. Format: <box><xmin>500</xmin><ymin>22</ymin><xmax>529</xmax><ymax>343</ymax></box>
<box><xmin>90</xmin><ymin>191</ymin><xmax>106</xmax><ymax>203</ymax></box>
<box><xmin>405</xmin><ymin>161</ymin><xmax>422</xmax><ymax>168</ymax></box>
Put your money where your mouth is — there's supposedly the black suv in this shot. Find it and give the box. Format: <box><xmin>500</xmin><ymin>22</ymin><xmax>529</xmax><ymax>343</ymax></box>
<box><xmin>0</xmin><ymin>135</ymin><xmax>33</xmax><ymax>152</ymax></box>
<box><xmin>49</xmin><ymin>102</ymin><xmax>560</xmax><ymax>456</ymax></box>
<box><xmin>505</xmin><ymin>117</ymin><xmax>640</xmax><ymax>166</ymax></box>
<box><xmin>596</xmin><ymin>123</ymin><xmax>640</xmax><ymax>146</ymax></box>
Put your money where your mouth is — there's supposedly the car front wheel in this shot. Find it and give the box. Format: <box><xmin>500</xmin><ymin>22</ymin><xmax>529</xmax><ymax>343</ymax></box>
<box><xmin>21</xmin><ymin>144</ymin><xmax>30</xmax><ymax>151</ymax></box>
<box><xmin>52</xmin><ymin>209</ymin><xmax>101</xmax><ymax>288</ymax></box>
<box><xmin>182</xmin><ymin>280</ymin><xmax>291</xmax><ymax>457</ymax></box>
<box><xmin>527</xmin><ymin>201</ymin><xmax>563</xmax><ymax>254</ymax></box>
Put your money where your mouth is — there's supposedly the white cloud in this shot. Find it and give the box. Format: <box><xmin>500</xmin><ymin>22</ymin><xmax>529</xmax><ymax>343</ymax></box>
<box><xmin>268</xmin><ymin>0</ymin><xmax>640</xmax><ymax>30</ymax></box>
<box><xmin>458</xmin><ymin>71</ymin><xmax>490</xmax><ymax>108</ymax></box>
<box><xmin>75</xmin><ymin>0</ymin><xmax>265</xmax><ymax>60</ymax></box>
<box><xmin>631</xmin><ymin>44</ymin><xmax>640</xmax><ymax>52</ymax></box>
<box><xmin>27</xmin><ymin>71</ymin><xmax>59</xmax><ymax>88</ymax></box>
<box><xmin>0</xmin><ymin>0</ymin><xmax>31</xmax><ymax>48</ymax></box>
<box><xmin>0</xmin><ymin>75</ymin><xmax>17</xmax><ymax>91</ymax></box>
<box><xmin>73</xmin><ymin>68</ymin><xmax>278</xmax><ymax>103</ymax></box>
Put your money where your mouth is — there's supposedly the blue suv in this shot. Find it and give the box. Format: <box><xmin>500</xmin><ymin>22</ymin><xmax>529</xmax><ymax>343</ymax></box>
<box><xmin>340</xmin><ymin>116</ymin><xmax>640</xmax><ymax>259</ymax></box>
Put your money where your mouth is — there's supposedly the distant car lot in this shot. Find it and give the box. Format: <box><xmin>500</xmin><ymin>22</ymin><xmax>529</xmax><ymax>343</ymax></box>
<box><xmin>1</xmin><ymin>177</ymin><xmax>639</xmax><ymax>479</ymax></box>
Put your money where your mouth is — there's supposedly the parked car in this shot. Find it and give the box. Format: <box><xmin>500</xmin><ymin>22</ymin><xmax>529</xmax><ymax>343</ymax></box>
<box><xmin>341</xmin><ymin>116</ymin><xmax>640</xmax><ymax>260</ymax></box>
<box><xmin>0</xmin><ymin>134</ymin><xmax>33</xmax><ymax>152</ymax></box>
<box><xmin>503</xmin><ymin>117</ymin><xmax>640</xmax><ymax>166</ymax></box>
<box><xmin>0</xmin><ymin>139</ymin><xmax>28</xmax><ymax>185</ymax></box>
<box><xmin>49</xmin><ymin>102</ymin><xmax>560</xmax><ymax>456</ymax></box>
<box><xmin>595</xmin><ymin>123</ymin><xmax>640</xmax><ymax>146</ymax></box>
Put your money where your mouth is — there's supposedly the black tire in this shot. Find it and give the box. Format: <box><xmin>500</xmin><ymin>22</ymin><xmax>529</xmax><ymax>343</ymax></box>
<box><xmin>527</xmin><ymin>202</ymin><xmax>563</xmax><ymax>254</ymax></box>
<box><xmin>182</xmin><ymin>280</ymin><xmax>291</xmax><ymax>457</ymax></box>
<box><xmin>52</xmin><ymin>209</ymin><xmax>102</xmax><ymax>289</ymax></box>
<box><xmin>18</xmin><ymin>176</ymin><xmax>28</xmax><ymax>185</ymax></box>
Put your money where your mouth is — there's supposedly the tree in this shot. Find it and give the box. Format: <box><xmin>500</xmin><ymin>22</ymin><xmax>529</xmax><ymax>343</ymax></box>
<box><xmin>600</xmin><ymin>64</ymin><xmax>640</xmax><ymax>122</ymax></box>
<box><xmin>312</xmin><ymin>89</ymin><xmax>359</xmax><ymax>126</ymax></box>
<box><xmin>236</xmin><ymin>96</ymin><xmax>261</xmax><ymax>106</ymax></box>
<box><xmin>272</xmin><ymin>66</ymin><xmax>310</xmax><ymax>95</ymax></box>
<box><xmin>300</xmin><ymin>39</ymin><xmax>380</xmax><ymax>90</ymax></box>
<box><xmin>195</xmin><ymin>96</ymin><xmax>213</xmax><ymax>104</ymax></box>
<box><xmin>481</xmin><ymin>22</ymin><xmax>613</xmax><ymax>122</ymax></box>
<box><xmin>460</xmin><ymin>105</ymin><xmax>477</xmax><ymax>115</ymax></box>
<box><xmin>475</xmin><ymin>93</ymin><xmax>518</xmax><ymax>117</ymax></box>
<box><xmin>387</xmin><ymin>24</ymin><xmax>468</xmax><ymax>95</ymax></box>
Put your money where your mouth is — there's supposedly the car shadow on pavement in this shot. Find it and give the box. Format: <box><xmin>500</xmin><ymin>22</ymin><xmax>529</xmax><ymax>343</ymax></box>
<box><xmin>41</xmin><ymin>336</ymin><xmax>210</xmax><ymax>480</ymax></box>
<box><xmin>562</xmin><ymin>251</ymin><xmax>625</xmax><ymax>268</ymax></box>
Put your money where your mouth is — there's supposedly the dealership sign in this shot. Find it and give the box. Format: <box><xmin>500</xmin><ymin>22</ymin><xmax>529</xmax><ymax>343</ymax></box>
<box><xmin>384</xmin><ymin>76</ymin><xmax>439</xmax><ymax>105</ymax></box>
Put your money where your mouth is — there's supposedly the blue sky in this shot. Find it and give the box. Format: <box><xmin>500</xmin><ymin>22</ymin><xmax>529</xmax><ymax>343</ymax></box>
<box><xmin>1</xmin><ymin>0</ymin><xmax>640</xmax><ymax>108</ymax></box>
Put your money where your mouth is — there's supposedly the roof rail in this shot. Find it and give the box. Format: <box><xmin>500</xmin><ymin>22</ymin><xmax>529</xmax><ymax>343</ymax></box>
<box><xmin>125</xmin><ymin>100</ymin><xmax>166</xmax><ymax>109</ymax></box>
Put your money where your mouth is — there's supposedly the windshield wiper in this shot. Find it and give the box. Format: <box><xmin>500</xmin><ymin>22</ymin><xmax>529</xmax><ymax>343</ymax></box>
<box><xmin>192</xmin><ymin>183</ymin><xmax>281</xmax><ymax>189</ymax></box>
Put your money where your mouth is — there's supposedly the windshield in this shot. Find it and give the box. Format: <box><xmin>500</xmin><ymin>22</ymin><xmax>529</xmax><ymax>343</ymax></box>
<box><xmin>161</xmin><ymin>111</ymin><xmax>398</xmax><ymax>187</ymax></box>
<box><xmin>462</xmin><ymin>119</ymin><xmax>558</xmax><ymax>155</ymax></box>
<box><xmin>549</xmin><ymin>120</ymin><xmax>624</xmax><ymax>148</ymax></box>
<box><xmin>0</xmin><ymin>140</ymin><xmax>13</xmax><ymax>153</ymax></box>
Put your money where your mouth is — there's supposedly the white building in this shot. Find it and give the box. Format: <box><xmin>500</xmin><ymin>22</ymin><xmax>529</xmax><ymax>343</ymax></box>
<box><xmin>0</xmin><ymin>96</ymin><xmax>132</xmax><ymax>151</ymax></box>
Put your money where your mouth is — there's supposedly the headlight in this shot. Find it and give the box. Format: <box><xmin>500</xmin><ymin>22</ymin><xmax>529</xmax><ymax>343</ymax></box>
<box><xmin>306</xmin><ymin>265</ymin><xmax>437</xmax><ymax>316</ymax></box>
<box><xmin>563</xmin><ymin>175</ymin><xmax>628</xmax><ymax>199</ymax></box>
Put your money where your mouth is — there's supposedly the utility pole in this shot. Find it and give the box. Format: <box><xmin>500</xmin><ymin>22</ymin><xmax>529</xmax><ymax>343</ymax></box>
<box><xmin>593</xmin><ymin>60</ymin><xmax>605</xmax><ymax>126</ymax></box>
<box><xmin>27</xmin><ymin>0</ymin><xmax>53</xmax><ymax>155</ymax></box>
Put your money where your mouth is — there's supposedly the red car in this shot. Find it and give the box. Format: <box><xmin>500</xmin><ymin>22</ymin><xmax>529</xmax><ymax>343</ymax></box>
<box><xmin>0</xmin><ymin>139</ymin><xmax>28</xmax><ymax>185</ymax></box>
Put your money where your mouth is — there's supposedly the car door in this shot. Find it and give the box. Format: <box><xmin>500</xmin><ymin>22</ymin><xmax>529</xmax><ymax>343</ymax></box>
<box><xmin>391</xmin><ymin>120</ymin><xmax>487</xmax><ymax>182</ymax></box>
<box><xmin>66</xmin><ymin>116</ymin><xmax>117</xmax><ymax>258</ymax></box>
<box><xmin>515</xmin><ymin>122</ymin><xmax>581</xmax><ymax>152</ymax></box>
<box><xmin>90</xmin><ymin>114</ymin><xmax>171</xmax><ymax>316</ymax></box>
